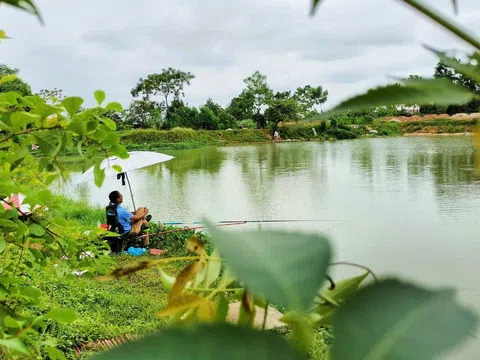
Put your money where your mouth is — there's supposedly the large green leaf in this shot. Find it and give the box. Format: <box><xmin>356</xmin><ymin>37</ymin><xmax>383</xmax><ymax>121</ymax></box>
<box><xmin>45</xmin><ymin>308</ymin><xmax>77</xmax><ymax>324</ymax></box>
<box><xmin>33</xmin><ymin>130</ymin><xmax>62</xmax><ymax>157</ymax></box>
<box><xmin>207</xmin><ymin>226</ymin><xmax>331</xmax><ymax>310</ymax></box>
<box><xmin>326</xmin><ymin>78</ymin><xmax>473</xmax><ymax>116</ymax></box>
<box><xmin>61</xmin><ymin>97</ymin><xmax>84</xmax><ymax>117</ymax></box>
<box><xmin>67</xmin><ymin>118</ymin><xmax>86</xmax><ymax>136</ymax></box>
<box><xmin>11</xmin><ymin>111</ymin><xmax>40</xmax><ymax>132</ymax></box>
<box><xmin>0</xmin><ymin>237</ymin><xmax>6</xmax><ymax>254</ymax></box>
<box><xmin>105</xmin><ymin>101</ymin><xmax>123</xmax><ymax>112</ymax></box>
<box><xmin>93</xmin><ymin>323</ymin><xmax>299</xmax><ymax>360</ymax></box>
<box><xmin>94</xmin><ymin>90</ymin><xmax>106</xmax><ymax>105</ymax></box>
<box><xmin>0</xmin><ymin>74</ymin><xmax>17</xmax><ymax>85</ymax></box>
<box><xmin>0</xmin><ymin>337</ymin><xmax>29</xmax><ymax>355</ymax></box>
<box><xmin>94</xmin><ymin>161</ymin><xmax>106</xmax><ymax>187</ymax></box>
<box><xmin>331</xmin><ymin>279</ymin><xmax>477</xmax><ymax>360</ymax></box>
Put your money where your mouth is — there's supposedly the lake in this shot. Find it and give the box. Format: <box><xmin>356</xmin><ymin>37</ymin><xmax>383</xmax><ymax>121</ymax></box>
<box><xmin>61</xmin><ymin>136</ymin><xmax>480</xmax><ymax>358</ymax></box>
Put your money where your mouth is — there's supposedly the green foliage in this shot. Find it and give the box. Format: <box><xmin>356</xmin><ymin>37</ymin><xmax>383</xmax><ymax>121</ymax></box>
<box><xmin>2</xmin><ymin>1</ymin><xmax>480</xmax><ymax>359</ymax></box>
<box><xmin>0</xmin><ymin>74</ymin><xmax>129</xmax><ymax>356</ymax></box>
<box><xmin>265</xmin><ymin>98</ymin><xmax>300</xmax><ymax>127</ymax></box>
<box><xmin>324</xmin><ymin>79</ymin><xmax>474</xmax><ymax>116</ymax></box>
<box><xmin>331</xmin><ymin>279</ymin><xmax>477</xmax><ymax>360</ymax></box>
<box><xmin>131</xmin><ymin>67</ymin><xmax>195</xmax><ymax>110</ymax></box>
<box><xmin>371</xmin><ymin>122</ymin><xmax>403</xmax><ymax>136</ymax></box>
<box><xmin>93</xmin><ymin>324</ymin><xmax>300</xmax><ymax>360</ymax></box>
<box><xmin>294</xmin><ymin>85</ymin><xmax>328</xmax><ymax>116</ymax></box>
<box><xmin>148</xmin><ymin>224</ymin><xmax>213</xmax><ymax>257</ymax></box>
<box><xmin>125</xmin><ymin>99</ymin><xmax>162</xmax><ymax>129</ymax></box>
<box><xmin>0</xmin><ymin>64</ymin><xmax>32</xmax><ymax>96</ymax></box>
<box><xmin>238</xmin><ymin>119</ymin><xmax>257</xmax><ymax>129</ymax></box>
<box><xmin>207</xmin><ymin>226</ymin><xmax>331</xmax><ymax>310</ymax></box>
<box><xmin>197</xmin><ymin>107</ymin><xmax>219</xmax><ymax>130</ymax></box>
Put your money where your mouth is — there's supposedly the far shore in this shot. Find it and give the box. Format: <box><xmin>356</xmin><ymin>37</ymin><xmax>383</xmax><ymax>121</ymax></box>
<box><xmin>404</xmin><ymin>132</ymin><xmax>473</xmax><ymax>137</ymax></box>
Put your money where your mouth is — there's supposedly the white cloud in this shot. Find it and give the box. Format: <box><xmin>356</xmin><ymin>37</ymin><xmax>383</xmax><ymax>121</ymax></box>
<box><xmin>1</xmin><ymin>0</ymin><xmax>479</xmax><ymax>109</ymax></box>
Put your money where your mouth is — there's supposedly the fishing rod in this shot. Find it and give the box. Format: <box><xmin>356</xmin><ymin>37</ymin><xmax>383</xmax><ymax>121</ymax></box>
<box><xmin>142</xmin><ymin>219</ymin><xmax>347</xmax><ymax>238</ymax></box>
<box><xmin>140</xmin><ymin>221</ymin><xmax>246</xmax><ymax>238</ymax></box>
<box><xmin>163</xmin><ymin>219</ymin><xmax>346</xmax><ymax>225</ymax></box>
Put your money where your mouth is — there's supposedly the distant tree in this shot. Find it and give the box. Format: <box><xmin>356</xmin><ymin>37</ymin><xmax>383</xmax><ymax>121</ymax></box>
<box><xmin>265</xmin><ymin>98</ymin><xmax>300</xmax><ymax>131</ymax></box>
<box><xmin>38</xmin><ymin>88</ymin><xmax>64</xmax><ymax>104</ymax></box>
<box><xmin>131</xmin><ymin>67</ymin><xmax>195</xmax><ymax>111</ymax></box>
<box><xmin>204</xmin><ymin>98</ymin><xmax>237</xmax><ymax>129</ymax></box>
<box><xmin>163</xmin><ymin>99</ymin><xmax>199</xmax><ymax>129</ymax></box>
<box><xmin>197</xmin><ymin>107</ymin><xmax>219</xmax><ymax>130</ymax></box>
<box><xmin>294</xmin><ymin>85</ymin><xmax>328</xmax><ymax>116</ymax></box>
<box><xmin>407</xmin><ymin>75</ymin><xmax>424</xmax><ymax>81</ymax></box>
<box><xmin>243</xmin><ymin>71</ymin><xmax>273</xmax><ymax>116</ymax></box>
<box><xmin>273</xmin><ymin>90</ymin><xmax>292</xmax><ymax>100</ymax></box>
<box><xmin>226</xmin><ymin>92</ymin><xmax>255</xmax><ymax>121</ymax></box>
<box><xmin>125</xmin><ymin>99</ymin><xmax>162</xmax><ymax>129</ymax></box>
<box><xmin>434</xmin><ymin>59</ymin><xmax>478</xmax><ymax>92</ymax></box>
<box><xmin>0</xmin><ymin>64</ymin><xmax>32</xmax><ymax>96</ymax></box>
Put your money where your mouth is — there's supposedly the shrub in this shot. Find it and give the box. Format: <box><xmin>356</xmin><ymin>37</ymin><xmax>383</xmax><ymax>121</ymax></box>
<box><xmin>327</xmin><ymin>128</ymin><xmax>357</xmax><ymax>139</ymax></box>
<box><xmin>147</xmin><ymin>223</ymin><xmax>214</xmax><ymax>257</ymax></box>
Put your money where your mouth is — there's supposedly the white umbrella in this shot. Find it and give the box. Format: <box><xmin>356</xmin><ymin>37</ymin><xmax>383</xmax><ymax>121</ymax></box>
<box><xmin>75</xmin><ymin>151</ymin><xmax>174</xmax><ymax>209</ymax></box>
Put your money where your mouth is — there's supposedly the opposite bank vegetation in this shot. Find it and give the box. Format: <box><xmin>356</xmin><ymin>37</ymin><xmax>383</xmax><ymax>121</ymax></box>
<box><xmin>117</xmin><ymin>118</ymin><xmax>479</xmax><ymax>153</ymax></box>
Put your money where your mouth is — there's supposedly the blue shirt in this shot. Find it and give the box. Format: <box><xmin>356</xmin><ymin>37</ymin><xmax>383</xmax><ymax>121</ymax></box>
<box><xmin>116</xmin><ymin>205</ymin><xmax>132</xmax><ymax>233</ymax></box>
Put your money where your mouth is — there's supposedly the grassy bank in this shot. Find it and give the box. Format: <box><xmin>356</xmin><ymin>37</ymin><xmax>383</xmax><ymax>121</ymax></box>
<box><xmin>399</xmin><ymin>118</ymin><xmax>478</xmax><ymax>134</ymax></box>
<box><xmin>3</xmin><ymin>194</ymin><xmax>215</xmax><ymax>359</ymax></box>
<box><xmin>55</xmin><ymin>119</ymin><xmax>478</xmax><ymax>162</ymax></box>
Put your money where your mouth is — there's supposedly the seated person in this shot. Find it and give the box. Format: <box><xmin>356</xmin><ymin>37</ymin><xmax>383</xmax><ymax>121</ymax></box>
<box><xmin>108</xmin><ymin>191</ymin><xmax>151</xmax><ymax>246</ymax></box>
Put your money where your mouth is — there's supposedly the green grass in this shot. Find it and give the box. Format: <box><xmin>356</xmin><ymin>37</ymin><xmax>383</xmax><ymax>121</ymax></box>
<box><xmin>401</xmin><ymin>118</ymin><xmax>478</xmax><ymax>134</ymax></box>
<box><xmin>31</xmin><ymin>255</ymin><xmax>173</xmax><ymax>358</ymax></box>
<box><xmin>119</xmin><ymin>128</ymin><xmax>271</xmax><ymax>147</ymax></box>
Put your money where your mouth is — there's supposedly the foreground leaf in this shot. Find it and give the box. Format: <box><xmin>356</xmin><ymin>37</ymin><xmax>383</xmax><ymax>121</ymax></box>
<box><xmin>425</xmin><ymin>46</ymin><xmax>480</xmax><ymax>83</ymax></box>
<box><xmin>332</xmin><ymin>279</ymin><xmax>477</xmax><ymax>360</ymax></box>
<box><xmin>322</xmin><ymin>78</ymin><xmax>474</xmax><ymax>117</ymax></box>
<box><xmin>310</xmin><ymin>0</ymin><xmax>324</xmax><ymax>15</ymax></box>
<box><xmin>45</xmin><ymin>308</ymin><xmax>77</xmax><ymax>324</ymax></box>
<box><xmin>207</xmin><ymin>226</ymin><xmax>331</xmax><ymax>310</ymax></box>
<box><xmin>94</xmin><ymin>90</ymin><xmax>106</xmax><ymax>105</ymax></box>
<box><xmin>0</xmin><ymin>337</ymin><xmax>29</xmax><ymax>355</ymax></box>
<box><xmin>93</xmin><ymin>323</ymin><xmax>299</xmax><ymax>360</ymax></box>
<box><xmin>33</xmin><ymin>130</ymin><xmax>62</xmax><ymax>158</ymax></box>
<box><xmin>315</xmin><ymin>272</ymin><xmax>369</xmax><ymax>325</ymax></box>
<box><xmin>61</xmin><ymin>97</ymin><xmax>84</xmax><ymax>117</ymax></box>
<box><xmin>2</xmin><ymin>0</ymin><xmax>42</xmax><ymax>22</ymax></box>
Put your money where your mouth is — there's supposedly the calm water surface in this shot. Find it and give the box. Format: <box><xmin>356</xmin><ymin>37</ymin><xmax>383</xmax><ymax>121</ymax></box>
<box><xmin>61</xmin><ymin>137</ymin><xmax>480</xmax><ymax>358</ymax></box>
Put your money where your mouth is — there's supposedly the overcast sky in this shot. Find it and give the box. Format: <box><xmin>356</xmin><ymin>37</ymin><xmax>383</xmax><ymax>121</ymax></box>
<box><xmin>1</xmin><ymin>0</ymin><xmax>479</xmax><ymax>109</ymax></box>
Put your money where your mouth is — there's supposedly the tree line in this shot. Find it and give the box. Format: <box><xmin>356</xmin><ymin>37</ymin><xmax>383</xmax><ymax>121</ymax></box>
<box><xmin>1</xmin><ymin>52</ymin><xmax>478</xmax><ymax>134</ymax></box>
<box><xmin>0</xmin><ymin>64</ymin><xmax>328</xmax><ymax>131</ymax></box>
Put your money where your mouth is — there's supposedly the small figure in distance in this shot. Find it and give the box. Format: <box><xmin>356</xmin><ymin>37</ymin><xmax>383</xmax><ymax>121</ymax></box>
<box><xmin>273</xmin><ymin>130</ymin><xmax>281</xmax><ymax>143</ymax></box>
<box><xmin>108</xmin><ymin>191</ymin><xmax>152</xmax><ymax>246</ymax></box>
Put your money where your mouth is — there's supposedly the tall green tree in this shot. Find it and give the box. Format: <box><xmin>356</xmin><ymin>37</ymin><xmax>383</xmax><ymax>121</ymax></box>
<box><xmin>204</xmin><ymin>98</ymin><xmax>237</xmax><ymax>129</ymax></box>
<box><xmin>243</xmin><ymin>71</ymin><xmax>273</xmax><ymax>115</ymax></box>
<box><xmin>131</xmin><ymin>67</ymin><xmax>195</xmax><ymax>110</ymax></box>
<box><xmin>197</xmin><ymin>106</ymin><xmax>219</xmax><ymax>130</ymax></box>
<box><xmin>125</xmin><ymin>99</ymin><xmax>162</xmax><ymax>129</ymax></box>
<box><xmin>163</xmin><ymin>99</ymin><xmax>199</xmax><ymax>129</ymax></box>
<box><xmin>226</xmin><ymin>92</ymin><xmax>255</xmax><ymax>121</ymax></box>
<box><xmin>294</xmin><ymin>85</ymin><xmax>328</xmax><ymax>116</ymax></box>
<box><xmin>0</xmin><ymin>64</ymin><xmax>32</xmax><ymax>96</ymax></box>
<box><xmin>265</xmin><ymin>98</ymin><xmax>300</xmax><ymax>131</ymax></box>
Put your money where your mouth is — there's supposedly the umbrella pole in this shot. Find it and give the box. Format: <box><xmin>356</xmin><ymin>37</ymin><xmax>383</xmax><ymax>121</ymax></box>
<box><xmin>125</xmin><ymin>172</ymin><xmax>137</xmax><ymax>211</ymax></box>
